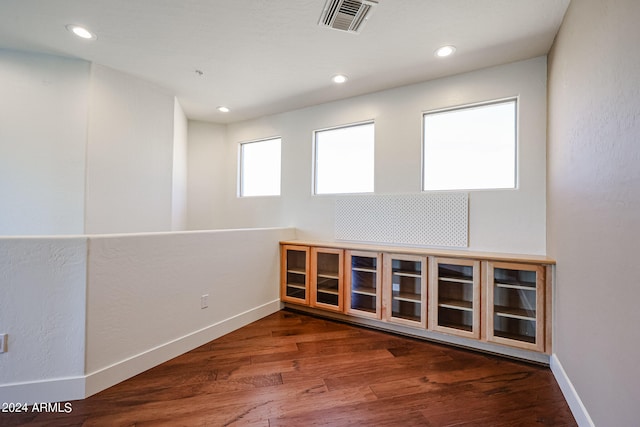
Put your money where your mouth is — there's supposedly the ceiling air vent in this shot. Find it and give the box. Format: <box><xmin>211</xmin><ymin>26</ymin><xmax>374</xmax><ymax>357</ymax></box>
<box><xmin>318</xmin><ymin>0</ymin><xmax>379</xmax><ymax>34</ymax></box>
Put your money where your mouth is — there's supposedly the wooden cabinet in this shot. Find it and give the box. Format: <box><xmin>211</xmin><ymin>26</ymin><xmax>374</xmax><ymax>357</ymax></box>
<box><xmin>310</xmin><ymin>247</ymin><xmax>344</xmax><ymax>312</ymax></box>
<box><xmin>280</xmin><ymin>245</ymin><xmax>310</xmax><ymax>305</ymax></box>
<box><xmin>345</xmin><ymin>250</ymin><xmax>382</xmax><ymax>319</ymax></box>
<box><xmin>430</xmin><ymin>257</ymin><xmax>481</xmax><ymax>339</ymax></box>
<box><xmin>280</xmin><ymin>241</ymin><xmax>553</xmax><ymax>360</ymax></box>
<box><xmin>486</xmin><ymin>261</ymin><xmax>545</xmax><ymax>352</ymax></box>
<box><xmin>384</xmin><ymin>254</ymin><xmax>427</xmax><ymax>328</ymax></box>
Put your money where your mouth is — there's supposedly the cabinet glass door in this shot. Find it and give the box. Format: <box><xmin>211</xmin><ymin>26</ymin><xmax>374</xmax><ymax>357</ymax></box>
<box><xmin>346</xmin><ymin>251</ymin><xmax>382</xmax><ymax>319</ymax></box>
<box><xmin>311</xmin><ymin>248</ymin><xmax>343</xmax><ymax>312</ymax></box>
<box><xmin>281</xmin><ymin>245</ymin><xmax>310</xmax><ymax>305</ymax></box>
<box><xmin>385</xmin><ymin>254</ymin><xmax>427</xmax><ymax>327</ymax></box>
<box><xmin>487</xmin><ymin>262</ymin><xmax>544</xmax><ymax>352</ymax></box>
<box><xmin>431</xmin><ymin>258</ymin><xmax>480</xmax><ymax>338</ymax></box>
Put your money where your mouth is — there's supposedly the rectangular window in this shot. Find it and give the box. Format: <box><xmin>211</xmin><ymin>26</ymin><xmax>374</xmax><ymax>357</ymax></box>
<box><xmin>314</xmin><ymin>121</ymin><xmax>374</xmax><ymax>195</ymax></box>
<box><xmin>423</xmin><ymin>99</ymin><xmax>517</xmax><ymax>191</ymax></box>
<box><xmin>239</xmin><ymin>137</ymin><xmax>281</xmax><ymax>197</ymax></box>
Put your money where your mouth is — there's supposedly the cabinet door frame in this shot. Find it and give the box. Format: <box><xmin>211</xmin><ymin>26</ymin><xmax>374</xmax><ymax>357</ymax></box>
<box><xmin>345</xmin><ymin>250</ymin><xmax>383</xmax><ymax>319</ymax></box>
<box><xmin>485</xmin><ymin>261</ymin><xmax>545</xmax><ymax>352</ymax></box>
<box><xmin>429</xmin><ymin>257</ymin><xmax>481</xmax><ymax>339</ymax></box>
<box><xmin>310</xmin><ymin>247</ymin><xmax>344</xmax><ymax>312</ymax></box>
<box><xmin>383</xmin><ymin>253</ymin><xmax>428</xmax><ymax>328</ymax></box>
<box><xmin>280</xmin><ymin>245</ymin><xmax>310</xmax><ymax>305</ymax></box>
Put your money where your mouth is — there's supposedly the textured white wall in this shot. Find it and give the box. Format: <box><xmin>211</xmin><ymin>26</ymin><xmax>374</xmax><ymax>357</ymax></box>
<box><xmin>85</xmin><ymin>227</ymin><xmax>295</xmax><ymax>394</ymax></box>
<box><xmin>172</xmin><ymin>99</ymin><xmax>188</xmax><ymax>231</ymax></box>
<box><xmin>186</xmin><ymin>120</ymin><xmax>228</xmax><ymax>230</ymax></box>
<box><xmin>0</xmin><ymin>50</ymin><xmax>89</xmax><ymax>235</ymax></box>
<box><xmin>0</xmin><ymin>51</ymin><xmax>185</xmax><ymax>236</ymax></box>
<box><xmin>0</xmin><ymin>228</ymin><xmax>295</xmax><ymax>402</ymax></box>
<box><xmin>0</xmin><ymin>237</ymin><xmax>87</xmax><ymax>402</ymax></box>
<box><xmin>547</xmin><ymin>0</ymin><xmax>640</xmax><ymax>425</ymax></box>
<box><xmin>85</xmin><ymin>63</ymin><xmax>175</xmax><ymax>234</ymax></box>
<box><xmin>190</xmin><ymin>57</ymin><xmax>548</xmax><ymax>254</ymax></box>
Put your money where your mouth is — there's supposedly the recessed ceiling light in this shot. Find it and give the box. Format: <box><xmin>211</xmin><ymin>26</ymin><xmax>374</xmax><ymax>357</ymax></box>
<box><xmin>435</xmin><ymin>45</ymin><xmax>456</xmax><ymax>58</ymax></box>
<box><xmin>332</xmin><ymin>74</ymin><xmax>348</xmax><ymax>84</ymax></box>
<box><xmin>217</xmin><ymin>106</ymin><xmax>230</xmax><ymax>113</ymax></box>
<box><xmin>66</xmin><ymin>24</ymin><xmax>96</xmax><ymax>40</ymax></box>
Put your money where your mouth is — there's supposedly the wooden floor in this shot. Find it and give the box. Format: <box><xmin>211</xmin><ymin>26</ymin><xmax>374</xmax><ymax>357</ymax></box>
<box><xmin>2</xmin><ymin>310</ymin><xmax>576</xmax><ymax>426</ymax></box>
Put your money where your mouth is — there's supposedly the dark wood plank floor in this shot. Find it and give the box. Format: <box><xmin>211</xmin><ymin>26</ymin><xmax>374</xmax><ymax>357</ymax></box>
<box><xmin>1</xmin><ymin>310</ymin><xmax>576</xmax><ymax>426</ymax></box>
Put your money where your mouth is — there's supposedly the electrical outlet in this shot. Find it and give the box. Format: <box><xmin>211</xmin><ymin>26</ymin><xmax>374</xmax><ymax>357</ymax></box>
<box><xmin>0</xmin><ymin>334</ymin><xmax>7</xmax><ymax>353</ymax></box>
<box><xmin>201</xmin><ymin>294</ymin><xmax>209</xmax><ymax>309</ymax></box>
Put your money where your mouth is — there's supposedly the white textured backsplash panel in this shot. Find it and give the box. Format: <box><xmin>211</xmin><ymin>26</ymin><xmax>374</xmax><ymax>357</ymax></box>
<box><xmin>335</xmin><ymin>193</ymin><xmax>468</xmax><ymax>247</ymax></box>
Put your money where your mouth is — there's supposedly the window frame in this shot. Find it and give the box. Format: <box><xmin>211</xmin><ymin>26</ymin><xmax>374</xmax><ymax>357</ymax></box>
<box><xmin>312</xmin><ymin>120</ymin><xmax>376</xmax><ymax>196</ymax></box>
<box><xmin>421</xmin><ymin>97</ymin><xmax>518</xmax><ymax>192</ymax></box>
<box><xmin>237</xmin><ymin>136</ymin><xmax>282</xmax><ymax>198</ymax></box>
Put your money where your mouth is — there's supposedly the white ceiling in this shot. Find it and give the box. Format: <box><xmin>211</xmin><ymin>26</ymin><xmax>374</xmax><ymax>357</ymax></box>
<box><xmin>0</xmin><ymin>0</ymin><xmax>570</xmax><ymax>123</ymax></box>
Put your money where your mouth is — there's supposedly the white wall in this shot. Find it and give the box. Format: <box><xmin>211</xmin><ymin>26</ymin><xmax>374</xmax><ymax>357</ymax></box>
<box><xmin>172</xmin><ymin>99</ymin><xmax>188</xmax><ymax>231</ymax></box>
<box><xmin>547</xmin><ymin>0</ymin><xmax>640</xmax><ymax>425</ymax></box>
<box><xmin>190</xmin><ymin>57</ymin><xmax>548</xmax><ymax>255</ymax></box>
<box><xmin>0</xmin><ymin>51</ymin><xmax>185</xmax><ymax>237</ymax></box>
<box><xmin>84</xmin><ymin>227</ymin><xmax>295</xmax><ymax>396</ymax></box>
<box><xmin>0</xmin><ymin>237</ymin><xmax>87</xmax><ymax>403</ymax></box>
<box><xmin>0</xmin><ymin>49</ymin><xmax>89</xmax><ymax>235</ymax></box>
<box><xmin>0</xmin><ymin>228</ymin><xmax>295</xmax><ymax>403</ymax></box>
<box><xmin>85</xmin><ymin>63</ymin><xmax>175</xmax><ymax>234</ymax></box>
<box><xmin>187</xmin><ymin>120</ymin><xmax>228</xmax><ymax>230</ymax></box>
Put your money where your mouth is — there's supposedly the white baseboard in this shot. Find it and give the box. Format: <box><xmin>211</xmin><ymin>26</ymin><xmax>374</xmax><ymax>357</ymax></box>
<box><xmin>550</xmin><ymin>354</ymin><xmax>594</xmax><ymax>427</ymax></box>
<box><xmin>85</xmin><ymin>299</ymin><xmax>281</xmax><ymax>397</ymax></box>
<box><xmin>0</xmin><ymin>300</ymin><xmax>281</xmax><ymax>405</ymax></box>
<box><xmin>0</xmin><ymin>376</ymin><xmax>85</xmax><ymax>405</ymax></box>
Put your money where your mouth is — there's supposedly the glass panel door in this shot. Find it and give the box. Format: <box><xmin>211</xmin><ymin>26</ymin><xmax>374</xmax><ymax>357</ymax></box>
<box><xmin>281</xmin><ymin>245</ymin><xmax>310</xmax><ymax>305</ymax></box>
<box><xmin>487</xmin><ymin>262</ymin><xmax>544</xmax><ymax>352</ymax></box>
<box><xmin>346</xmin><ymin>251</ymin><xmax>381</xmax><ymax>318</ymax></box>
<box><xmin>385</xmin><ymin>254</ymin><xmax>426</xmax><ymax>327</ymax></box>
<box><xmin>431</xmin><ymin>258</ymin><xmax>480</xmax><ymax>338</ymax></box>
<box><xmin>311</xmin><ymin>248</ymin><xmax>344</xmax><ymax>312</ymax></box>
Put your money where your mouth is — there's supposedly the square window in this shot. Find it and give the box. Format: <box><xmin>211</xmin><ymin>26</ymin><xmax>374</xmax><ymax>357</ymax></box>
<box><xmin>423</xmin><ymin>99</ymin><xmax>517</xmax><ymax>191</ymax></box>
<box><xmin>314</xmin><ymin>122</ymin><xmax>375</xmax><ymax>195</ymax></box>
<box><xmin>239</xmin><ymin>137</ymin><xmax>281</xmax><ymax>197</ymax></box>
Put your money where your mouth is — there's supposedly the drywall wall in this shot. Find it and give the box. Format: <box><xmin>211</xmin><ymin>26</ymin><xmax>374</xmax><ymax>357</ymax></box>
<box><xmin>0</xmin><ymin>228</ymin><xmax>295</xmax><ymax>402</ymax></box>
<box><xmin>190</xmin><ymin>57</ymin><xmax>548</xmax><ymax>255</ymax></box>
<box><xmin>0</xmin><ymin>50</ymin><xmax>187</xmax><ymax>236</ymax></box>
<box><xmin>547</xmin><ymin>0</ymin><xmax>640</xmax><ymax>425</ymax></box>
<box><xmin>187</xmin><ymin>120</ymin><xmax>228</xmax><ymax>230</ymax></box>
<box><xmin>0</xmin><ymin>237</ymin><xmax>87</xmax><ymax>403</ymax></box>
<box><xmin>172</xmin><ymin>98</ymin><xmax>188</xmax><ymax>231</ymax></box>
<box><xmin>0</xmin><ymin>49</ymin><xmax>89</xmax><ymax>235</ymax></box>
<box><xmin>85</xmin><ymin>63</ymin><xmax>175</xmax><ymax>234</ymax></box>
<box><xmin>85</xmin><ymin>227</ymin><xmax>295</xmax><ymax>396</ymax></box>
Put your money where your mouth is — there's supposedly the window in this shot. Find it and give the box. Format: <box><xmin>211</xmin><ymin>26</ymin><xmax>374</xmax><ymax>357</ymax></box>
<box><xmin>423</xmin><ymin>99</ymin><xmax>517</xmax><ymax>191</ymax></box>
<box><xmin>239</xmin><ymin>137</ymin><xmax>281</xmax><ymax>197</ymax></box>
<box><xmin>314</xmin><ymin>121</ymin><xmax>374</xmax><ymax>194</ymax></box>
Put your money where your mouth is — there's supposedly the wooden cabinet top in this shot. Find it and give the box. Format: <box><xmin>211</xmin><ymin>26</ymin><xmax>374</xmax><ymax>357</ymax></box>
<box><xmin>280</xmin><ymin>240</ymin><xmax>555</xmax><ymax>265</ymax></box>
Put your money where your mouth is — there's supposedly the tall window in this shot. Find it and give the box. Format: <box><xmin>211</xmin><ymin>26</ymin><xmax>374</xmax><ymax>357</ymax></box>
<box><xmin>423</xmin><ymin>99</ymin><xmax>517</xmax><ymax>191</ymax></box>
<box><xmin>239</xmin><ymin>137</ymin><xmax>281</xmax><ymax>197</ymax></box>
<box><xmin>314</xmin><ymin>121</ymin><xmax>375</xmax><ymax>195</ymax></box>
